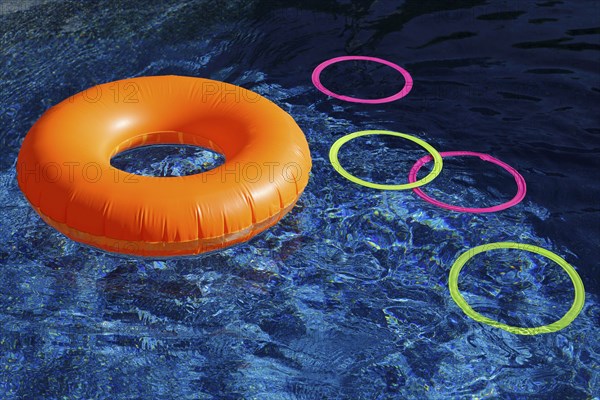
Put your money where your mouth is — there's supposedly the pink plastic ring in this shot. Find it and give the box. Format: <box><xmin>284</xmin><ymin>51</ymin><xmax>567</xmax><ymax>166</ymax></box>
<box><xmin>408</xmin><ymin>151</ymin><xmax>527</xmax><ymax>213</ymax></box>
<box><xmin>311</xmin><ymin>56</ymin><xmax>413</xmax><ymax>104</ymax></box>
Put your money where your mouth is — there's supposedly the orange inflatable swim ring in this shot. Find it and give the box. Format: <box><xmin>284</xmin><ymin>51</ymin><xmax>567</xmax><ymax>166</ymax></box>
<box><xmin>17</xmin><ymin>76</ymin><xmax>312</xmax><ymax>257</ymax></box>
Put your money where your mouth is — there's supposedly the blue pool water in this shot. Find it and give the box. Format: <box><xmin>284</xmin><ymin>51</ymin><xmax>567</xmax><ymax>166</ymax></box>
<box><xmin>1</xmin><ymin>1</ymin><xmax>599</xmax><ymax>398</ymax></box>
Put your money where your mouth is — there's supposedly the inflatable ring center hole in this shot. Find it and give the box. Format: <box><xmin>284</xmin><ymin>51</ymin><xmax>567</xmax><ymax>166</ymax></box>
<box><xmin>320</xmin><ymin>60</ymin><xmax>407</xmax><ymax>99</ymax></box>
<box><xmin>336</xmin><ymin>133</ymin><xmax>436</xmax><ymax>186</ymax></box>
<box><xmin>457</xmin><ymin>248</ymin><xmax>576</xmax><ymax>329</ymax></box>
<box><xmin>111</xmin><ymin>143</ymin><xmax>225</xmax><ymax>177</ymax></box>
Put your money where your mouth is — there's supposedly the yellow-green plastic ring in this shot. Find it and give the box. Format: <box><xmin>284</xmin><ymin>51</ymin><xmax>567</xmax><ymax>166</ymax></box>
<box><xmin>449</xmin><ymin>242</ymin><xmax>585</xmax><ymax>335</ymax></box>
<box><xmin>328</xmin><ymin>130</ymin><xmax>443</xmax><ymax>190</ymax></box>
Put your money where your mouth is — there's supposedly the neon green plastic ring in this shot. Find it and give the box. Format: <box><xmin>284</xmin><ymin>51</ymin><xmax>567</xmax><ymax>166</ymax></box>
<box><xmin>328</xmin><ymin>130</ymin><xmax>443</xmax><ymax>190</ymax></box>
<box><xmin>449</xmin><ymin>242</ymin><xmax>586</xmax><ymax>335</ymax></box>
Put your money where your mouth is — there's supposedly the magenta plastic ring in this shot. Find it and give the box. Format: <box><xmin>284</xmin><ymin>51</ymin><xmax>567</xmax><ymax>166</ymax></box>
<box><xmin>408</xmin><ymin>151</ymin><xmax>527</xmax><ymax>213</ymax></box>
<box><xmin>311</xmin><ymin>56</ymin><xmax>413</xmax><ymax>104</ymax></box>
